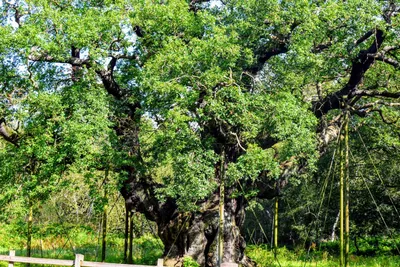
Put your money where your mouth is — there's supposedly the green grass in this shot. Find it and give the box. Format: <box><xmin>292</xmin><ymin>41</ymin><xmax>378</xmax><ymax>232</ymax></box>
<box><xmin>0</xmin><ymin>223</ymin><xmax>163</xmax><ymax>267</ymax></box>
<box><xmin>1</xmin><ymin>223</ymin><xmax>399</xmax><ymax>267</ymax></box>
<box><xmin>246</xmin><ymin>245</ymin><xmax>400</xmax><ymax>267</ymax></box>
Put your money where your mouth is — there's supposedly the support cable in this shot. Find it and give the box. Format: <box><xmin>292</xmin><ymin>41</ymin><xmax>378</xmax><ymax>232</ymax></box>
<box><xmin>321</xmin><ymin>148</ymin><xmax>339</xmax><ymax>238</ymax></box>
<box><xmin>235</xmin><ymin>180</ymin><xmax>281</xmax><ymax>267</ymax></box>
<box><xmin>339</xmin><ymin>116</ymin><xmax>345</xmax><ymax>267</ymax></box>
<box><xmin>355</xmin><ymin>130</ymin><xmax>400</xmax><ymax>220</ymax></box>
<box><xmin>236</xmin><ymin>181</ymin><xmax>271</xmax><ymax>245</ymax></box>
<box><xmin>344</xmin><ymin>110</ymin><xmax>350</xmax><ymax>267</ymax></box>
<box><xmin>316</xmin><ymin>147</ymin><xmax>338</xmax><ymax>240</ymax></box>
<box><xmin>301</xmin><ymin>125</ymin><xmax>343</xmax><ymax>267</ymax></box>
<box><xmin>143</xmin><ymin>215</ymin><xmax>165</xmax><ymax>251</ymax></box>
<box><xmin>349</xmin><ymin>149</ymin><xmax>400</xmax><ymax>255</ymax></box>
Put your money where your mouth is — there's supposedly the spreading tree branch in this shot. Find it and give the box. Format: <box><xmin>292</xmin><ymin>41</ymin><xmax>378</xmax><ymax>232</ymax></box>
<box><xmin>351</xmin><ymin>89</ymin><xmax>400</xmax><ymax>98</ymax></box>
<box><xmin>354</xmin><ymin>30</ymin><xmax>374</xmax><ymax>46</ymax></box>
<box><xmin>313</xmin><ymin>29</ymin><xmax>385</xmax><ymax>117</ymax></box>
<box><xmin>355</xmin><ymin>100</ymin><xmax>400</xmax><ymax>109</ymax></box>
<box><xmin>0</xmin><ymin>118</ymin><xmax>20</xmax><ymax>147</ymax></box>
<box><xmin>95</xmin><ymin>57</ymin><xmax>125</xmax><ymax>99</ymax></box>
<box><xmin>28</xmin><ymin>53</ymin><xmax>92</xmax><ymax>67</ymax></box>
<box><xmin>189</xmin><ymin>0</ymin><xmax>211</xmax><ymax>12</ymax></box>
<box><xmin>312</xmin><ymin>42</ymin><xmax>332</xmax><ymax>53</ymax></box>
<box><xmin>247</xmin><ymin>44</ymin><xmax>288</xmax><ymax>74</ymax></box>
<box><xmin>246</xmin><ymin>22</ymin><xmax>301</xmax><ymax>75</ymax></box>
<box><xmin>383</xmin><ymin>0</ymin><xmax>399</xmax><ymax>24</ymax></box>
<box><xmin>367</xmin><ymin>53</ymin><xmax>400</xmax><ymax>69</ymax></box>
<box><xmin>28</xmin><ymin>47</ymin><xmax>138</xmax><ymax>102</ymax></box>
<box><xmin>352</xmin><ymin>108</ymin><xmax>398</xmax><ymax>124</ymax></box>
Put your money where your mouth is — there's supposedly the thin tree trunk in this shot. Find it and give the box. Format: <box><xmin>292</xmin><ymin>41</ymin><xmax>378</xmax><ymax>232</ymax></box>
<box><xmin>39</xmin><ymin>219</ymin><xmax>43</xmax><ymax>258</ymax></box>
<box><xmin>340</xmin><ymin>127</ymin><xmax>345</xmax><ymax>267</ymax></box>
<box><xmin>40</xmin><ymin>238</ymin><xmax>43</xmax><ymax>258</ymax></box>
<box><xmin>331</xmin><ymin>211</ymin><xmax>340</xmax><ymax>241</ymax></box>
<box><xmin>274</xmin><ymin>197</ymin><xmax>278</xmax><ymax>259</ymax></box>
<box><xmin>353</xmin><ymin>236</ymin><xmax>360</xmax><ymax>254</ymax></box>
<box><xmin>101</xmin><ymin>169</ymin><xmax>109</xmax><ymax>262</ymax></box>
<box><xmin>344</xmin><ymin>111</ymin><xmax>350</xmax><ymax>267</ymax></box>
<box><xmin>74</xmin><ymin>194</ymin><xmax>79</xmax><ymax>223</ymax></box>
<box><xmin>124</xmin><ymin>205</ymin><xmax>129</xmax><ymax>263</ymax></box>
<box><xmin>27</xmin><ymin>204</ymin><xmax>33</xmax><ymax>267</ymax></box>
<box><xmin>218</xmin><ymin>150</ymin><xmax>225</xmax><ymax>267</ymax></box>
<box><xmin>128</xmin><ymin>211</ymin><xmax>134</xmax><ymax>264</ymax></box>
<box><xmin>101</xmin><ymin>205</ymin><xmax>108</xmax><ymax>261</ymax></box>
<box><xmin>271</xmin><ymin>213</ymin><xmax>274</xmax><ymax>249</ymax></box>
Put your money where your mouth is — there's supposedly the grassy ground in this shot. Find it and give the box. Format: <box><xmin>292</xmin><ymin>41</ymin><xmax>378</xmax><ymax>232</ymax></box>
<box><xmin>246</xmin><ymin>245</ymin><xmax>400</xmax><ymax>267</ymax></box>
<box><xmin>0</xmin><ymin>223</ymin><xmax>163</xmax><ymax>267</ymax></box>
<box><xmin>1</xmin><ymin>223</ymin><xmax>399</xmax><ymax>267</ymax></box>
<box><xmin>2</xmin><ymin>244</ymin><xmax>399</xmax><ymax>267</ymax></box>
<box><xmin>0</xmin><ymin>237</ymin><xmax>163</xmax><ymax>267</ymax></box>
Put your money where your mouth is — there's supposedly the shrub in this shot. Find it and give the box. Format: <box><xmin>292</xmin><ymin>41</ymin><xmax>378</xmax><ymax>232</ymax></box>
<box><xmin>133</xmin><ymin>234</ymin><xmax>164</xmax><ymax>265</ymax></box>
<box><xmin>182</xmin><ymin>256</ymin><xmax>200</xmax><ymax>267</ymax></box>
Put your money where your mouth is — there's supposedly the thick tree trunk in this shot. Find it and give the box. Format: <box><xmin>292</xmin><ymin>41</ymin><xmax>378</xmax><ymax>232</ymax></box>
<box><xmin>119</xmin><ymin>139</ymin><xmax>259</xmax><ymax>267</ymax></box>
<box><xmin>222</xmin><ymin>194</ymin><xmax>249</xmax><ymax>265</ymax></box>
<box><xmin>158</xmin><ymin>194</ymin><xmax>249</xmax><ymax>266</ymax></box>
<box><xmin>122</xmin><ymin>171</ymin><xmax>253</xmax><ymax>266</ymax></box>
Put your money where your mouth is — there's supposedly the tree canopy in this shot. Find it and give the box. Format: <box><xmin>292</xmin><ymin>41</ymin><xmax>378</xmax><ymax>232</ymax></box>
<box><xmin>0</xmin><ymin>0</ymin><xmax>399</xmax><ymax>266</ymax></box>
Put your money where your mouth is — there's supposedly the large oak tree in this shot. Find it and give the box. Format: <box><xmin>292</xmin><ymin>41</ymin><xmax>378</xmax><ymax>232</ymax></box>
<box><xmin>1</xmin><ymin>0</ymin><xmax>399</xmax><ymax>265</ymax></box>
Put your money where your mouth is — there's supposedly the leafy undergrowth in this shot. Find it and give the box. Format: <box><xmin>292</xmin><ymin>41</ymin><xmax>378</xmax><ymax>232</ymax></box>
<box><xmin>0</xmin><ymin>223</ymin><xmax>163</xmax><ymax>267</ymax></box>
<box><xmin>246</xmin><ymin>245</ymin><xmax>400</xmax><ymax>267</ymax></box>
<box><xmin>2</xmin><ymin>223</ymin><xmax>399</xmax><ymax>267</ymax></box>
<box><xmin>318</xmin><ymin>236</ymin><xmax>400</xmax><ymax>256</ymax></box>
<box><xmin>182</xmin><ymin>256</ymin><xmax>200</xmax><ymax>267</ymax></box>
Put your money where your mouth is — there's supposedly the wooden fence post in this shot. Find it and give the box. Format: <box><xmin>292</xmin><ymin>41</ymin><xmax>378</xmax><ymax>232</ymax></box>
<box><xmin>74</xmin><ymin>254</ymin><xmax>84</xmax><ymax>267</ymax></box>
<box><xmin>157</xmin><ymin>258</ymin><xmax>164</xmax><ymax>267</ymax></box>
<box><xmin>8</xmin><ymin>250</ymin><xmax>15</xmax><ymax>267</ymax></box>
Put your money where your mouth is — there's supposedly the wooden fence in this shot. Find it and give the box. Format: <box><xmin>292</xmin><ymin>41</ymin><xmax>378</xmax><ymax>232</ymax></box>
<box><xmin>0</xmin><ymin>251</ymin><xmax>163</xmax><ymax>267</ymax></box>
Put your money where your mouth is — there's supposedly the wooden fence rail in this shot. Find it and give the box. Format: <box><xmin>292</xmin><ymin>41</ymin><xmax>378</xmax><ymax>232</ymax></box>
<box><xmin>0</xmin><ymin>251</ymin><xmax>163</xmax><ymax>267</ymax></box>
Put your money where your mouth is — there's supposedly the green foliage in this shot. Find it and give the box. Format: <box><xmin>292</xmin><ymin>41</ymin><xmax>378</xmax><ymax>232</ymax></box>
<box><xmin>0</xmin><ymin>223</ymin><xmax>25</xmax><ymax>252</ymax></box>
<box><xmin>228</xmin><ymin>144</ymin><xmax>279</xmax><ymax>183</ymax></box>
<box><xmin>246</xmin><ymin>245</ymin><xmax>296</xmax><ymax>267</ymax></box>
<box><xmin>182</xmin><ymin>256</ymin><xmax>200</xmax><ymax>267</ymax></box>
<box><xmin>246</xmin><ymin>244</ymin><xmax>400</xmax><ymax>267</ymax></box>
<box><xmin>352</xmin><ymin>236</ymin><xmax>400</xmax><ymax>256</ymax></box>
<box><xmin>0</xmin><ymin>222</ymin><xmax>162</xmax><ymax>265</ymax></box>
<box><xmin>133</xmin><ymin>234</ymin><xmax>164</xmax><ymax>265</ymax></box>
<box><xmin>1</xmin><ymin>1</ymin><xmax>400</xmax><ymax>264</ymax></box>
